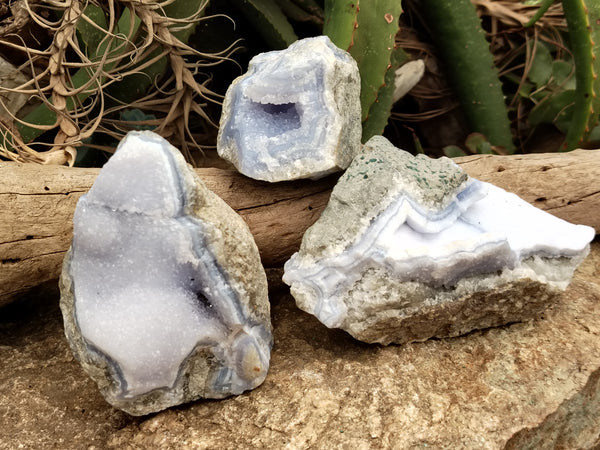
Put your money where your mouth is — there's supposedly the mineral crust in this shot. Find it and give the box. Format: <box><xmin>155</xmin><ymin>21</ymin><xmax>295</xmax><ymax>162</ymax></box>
<box><xmin>217</xmin><ymin>36</ymin><xmax>361</xmax><ymax>182</ymax></box>
<box><xmin>283</xmin><ymin>136</ymin><xmax>595</xmax><ymax>345</ymax></box>
<box><xmin>60</xmin><ymin>131</ymin><xmax>272</xmax><ymax>415</ymax></box>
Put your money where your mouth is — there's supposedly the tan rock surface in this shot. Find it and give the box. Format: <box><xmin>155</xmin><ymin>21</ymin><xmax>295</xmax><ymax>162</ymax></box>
<box><xmin>1</xmin><ymin>243</ymin><xmax>599</xmax><ymax>449</ymax></box>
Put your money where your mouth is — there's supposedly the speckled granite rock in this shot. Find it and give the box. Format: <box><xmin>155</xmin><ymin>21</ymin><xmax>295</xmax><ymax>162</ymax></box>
<box><xmin>284</xmin><ymin>136</ymin><xmax>594</xmax><ymax>344</ymax></box>
<box><xmin>1</xmin><ymin>244</ymin><xmax>599</xmax><ymax>448</ymax></box>
<box><xmin>59</xmin><ymin>131</ymin><xmax>272</xmax><ymax>416</ymax></box>
<box><xmin>217</xmin><ymin>36</ymin><xmax>361</xmax><ymax>182</ymax></box>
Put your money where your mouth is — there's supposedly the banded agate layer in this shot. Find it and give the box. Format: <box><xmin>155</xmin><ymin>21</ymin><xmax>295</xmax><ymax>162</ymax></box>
<box><xmin>217</xmin><ymin>36</ymin><xmax>361</xmax><ymax>182</ymax></box>
<box><xmin>60</xmin><ymin>131</ymin><xmax>272</xmax><ymax>415</ymax></box>
<box><xmin>283</xmin><ymin>136</ymin><xmax>594</xmax><ymax>344</ymax></box>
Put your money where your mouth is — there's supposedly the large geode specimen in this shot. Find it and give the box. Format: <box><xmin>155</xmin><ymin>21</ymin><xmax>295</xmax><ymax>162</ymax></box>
<box><xmin>283</xmin><ymin>136</ymin><xmax>595</xmax><ymax>345</ymax></box>
<box><xmin>217</xmin><ymin>36</ymin><xmax>361</xmax><ymax>182</ymax></box>
<box><xmin>60</xmin><ymin>131</ymin><xmax>273</xmax><ymax>415</ymax></box>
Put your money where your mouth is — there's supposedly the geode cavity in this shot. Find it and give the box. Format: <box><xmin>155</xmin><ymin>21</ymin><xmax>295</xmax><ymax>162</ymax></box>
<box><xmin>217</xmin><ymin>36</ymin><xmax>361</xmax><ymax>182</ymax></box>
<box><xmin>60</xmin><ymin>131</ymin><xmax>272</xmax><ymax>415</ymax></box>
<box><xmin>283</xmin><ymin>136</ymin><xmax>595</xmax><ymax>345</ymax></box>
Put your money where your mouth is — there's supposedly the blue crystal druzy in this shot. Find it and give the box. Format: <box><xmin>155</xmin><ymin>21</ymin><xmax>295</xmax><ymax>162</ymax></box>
<box><xmin>217</xmin><ymin>36</ymin><xmax>361</xmax><ymax>182</ymax></box>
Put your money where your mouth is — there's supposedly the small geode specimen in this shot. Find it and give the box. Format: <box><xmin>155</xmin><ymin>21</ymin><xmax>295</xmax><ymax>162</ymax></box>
<box><xmin>60</xmin><ymin>131</ymin><xmax>273</xmax><ymax>415</ymax></box>
<box><xmin>217</xmin><ymin>36</ymin><xmax>361</xmax><ymax>182</ymax></box>
<box><xmin>283</xmin><ymin>136</ymin><xmax>595</xmax><ymax>345</ymax></box>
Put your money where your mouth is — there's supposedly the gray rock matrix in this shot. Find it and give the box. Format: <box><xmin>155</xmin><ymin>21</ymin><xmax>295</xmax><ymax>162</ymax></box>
<box><xmin>60</xmin><ymin>131</ymin><xmax>272</xmax><ymax>415</ymax></box>
<box><xmin>217</xmin><ymin>36</ymin><xmax>361</xmax><ymax>182</ymax></box>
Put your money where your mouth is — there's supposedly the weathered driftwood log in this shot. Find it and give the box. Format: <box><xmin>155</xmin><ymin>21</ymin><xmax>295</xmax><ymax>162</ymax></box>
<box><xmin>455</xmin><ymin>151</ymin><xmax>600</xmax><ymax>230</ymax></box>
<box><xmin>0</xmin><ymin>163</ymin><xmax>336</xmax><ymax>306</ymax></box>
<box><xmin>1</xmin><ymin>150</ymin><xmax>598</xmax><ymax>307</ymax></box>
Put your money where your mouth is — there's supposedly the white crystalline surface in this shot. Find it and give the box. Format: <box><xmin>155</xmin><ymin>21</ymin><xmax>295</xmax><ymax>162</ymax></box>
<box><xmin>283</xmin><ymin>180</ymin><xmax>595</xmax><ymax>329</ymax></box>
<box><xmin>217</xmin><ymin>36</ymin><xmax>361</xmax><ymax>181</ymax></box>
<box><xmin>69</xmin><ymin>131</ymin><xmax>267</xmax><ymax>398</ymax></box>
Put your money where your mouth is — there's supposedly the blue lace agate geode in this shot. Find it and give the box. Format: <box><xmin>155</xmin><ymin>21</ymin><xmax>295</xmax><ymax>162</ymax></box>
<box><xmin>60</xmin><ymin>131</ymin><xmax>272</xmax><ymax>415</ymax></box>
<box><xmin>283</xmin><ymin>136</ymin><xmax>595</xmax><ymax>345</ymax></box>
<box><xmin>217</xmin><ymin>36</ymin><xmax>361</xmax><ymax>182</ymax></box>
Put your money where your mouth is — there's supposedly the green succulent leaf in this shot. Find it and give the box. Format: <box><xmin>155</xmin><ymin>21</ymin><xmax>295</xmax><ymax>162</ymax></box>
<box><xmin>276</xmin><ymin>0</ymin><xmax>323</xmax><ymax>26</ymax></box>
<box><xmin>585</xmin><ymin>0</ymin><xmax>600</xmax><ymax>142</ymax></box>
<box><xmin>549</xmin><ymin>60</ymin><xmax>576</xmax><ymax>90</ymax></box>
<box><xmin>529</xmin><ymin>89</ymin><xmax>576</xmax><ymax>132</ymax></box>
<box><xmin>349</xmin><ymin>1</ymin><xmax>403</xmax><ymax>124</ymax></box>
<box><xmin>561</xmin><ymin>0</ymin><xmax>595</xmax><ymax>149</ymax></box>
<box><xmin>465</xmin><ymin>132</ymin><xmax>493</xmax><ymax>154</ymax></box>
<box><xmin>419</xmin><ymin>0</ymin><xmax>515</xmax><ymax>152</ymax></box>
<box><xmin>230</xmin><ymin>0</ymin><xmax>298</xmax><ymax>49</ymax></box>
<box><xmin>362</xmin><ymin>46</ymin><xmax>410</xmax><ymax>142</ymax></box>
<box><xmin>323</xmin><ymin>0</ymin><xmax>359</xmax><ymax>51</ymax></box>
<box><xmin>76</xmin><ymin>3</ymin><xmax>108</xmax><ymax>52</ymax></box>
<box><xmin>443</xmin><ymin>145</ymin><xmax>467</xmax><ymax>158</ymax></box>
<box><xmin>324</xmin><ymin>0</ymin><xmax>402</xmax><ymax>142</ymax></box>
<box><xmin>527</xmin><ymin>40</ymin><xmax>553</xmax><ymax>88</ymax></box>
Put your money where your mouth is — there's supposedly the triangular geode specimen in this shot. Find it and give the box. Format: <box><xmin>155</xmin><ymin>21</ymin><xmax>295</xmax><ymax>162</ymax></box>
<box><xmin>283</xmin><ymin>136</ymin><xmax>595</xmax><ymax>345</ymax></box>
<box><xmin>60</xmin><ymin>131</ymin><xmax>273</xmax><ymax>415</ymax></box>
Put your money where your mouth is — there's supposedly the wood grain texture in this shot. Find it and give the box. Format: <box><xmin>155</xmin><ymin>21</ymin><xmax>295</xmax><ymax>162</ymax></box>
<box><xmin>455</xmin><ymin>150</ymin><xmax>600</xmax><ymax>231</ymax></box>
<box><xmin>0</xmin><ymin>162</ymin><xmax>336</xmax><ymax>305</ymax></box>
<box><xmin>1</xmin><ymin>150</ymin><xmax>598</xmax><ymax>306</ymax></box>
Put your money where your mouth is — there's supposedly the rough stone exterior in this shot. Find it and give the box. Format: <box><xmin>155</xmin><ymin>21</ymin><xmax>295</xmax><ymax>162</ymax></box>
<box><xmin>59</xmin><ymin>132</ymin><xmax>272</xmax><ymax>415</ymax></box>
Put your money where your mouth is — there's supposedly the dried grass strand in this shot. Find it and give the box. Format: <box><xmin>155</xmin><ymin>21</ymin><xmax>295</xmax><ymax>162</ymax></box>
<box><xmin>0</xmin><ymin>0</ymin><xmax>231</xmax><ymax>165</ymax></box>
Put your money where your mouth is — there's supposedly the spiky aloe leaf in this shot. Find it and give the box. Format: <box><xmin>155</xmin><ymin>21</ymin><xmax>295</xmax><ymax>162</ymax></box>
<box><xmin>528</xmin><ymin>0</ymin><xmax>600</xmax><ymax>149</ymax></box>
<box><xmin>419</xmin><ymin>0</ymin><xmax>515</xmax><ymax>152</ymax></box>
<box><xmin>324</xmin><ymin>0</ymin><xmax>402</xmax><ymax>142</ymax></box>
<box><xmin>362</xmin><ymin>46</ymin><xmax>410</xmax><ymax>141</ymax></box>
<box><xmin>583</xmin><ymin>0</ymin><xmax>600</xmax><ymax>143</ymax></box>
<box><xmin>349</xmin><ymin>1</ymin><xmax>403</xmax><ymax>126</ymax></box>
<box><xmin>229</xmin><ymin>0</ymin><xmax>298</xmax><ymax>49</ymax></box>
<box><xmin>276</xmin><ymin>0</ymin><xmax>323</xmax><ymax>26</ymax></box>
<box><xmin>290</xmin><ymin>0</ymin><xmax>324</xmax><ymax>16</ymax></box>
<box><xmin>323</xmin><ymin>0</ymin><xmax>359</xmax><ymax>50</ymax></box>
<box><xmin>76</xmin><ymin>2</ymin><xmax>108</xmax><ymax>51</ymax></box>
<box><xmin>560</xmin><ymin>0</ymin><xmax>596</xmax><ymax>150</ymax></box>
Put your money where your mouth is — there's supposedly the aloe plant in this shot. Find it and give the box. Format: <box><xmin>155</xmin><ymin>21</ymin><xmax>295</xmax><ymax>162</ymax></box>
<box><xmin>324</xmin><ymin>0</ymin><xmax>405</xmax><ymax>142</ymax></box>
<box><xmin>586</xmin><ymin>0</ymin><xmax>600</xmax><ymax>141</ymax></box>
<box><xmin>560</xmin><ymin>0</ymin><xmax>599</xmax><ymax>149</ymax></box>
<box><xmin>521</xmin><ymin>40</ymin><xmax>577</xmax><ymax>135</ymax></box>
<box><xmin>526</xmin><ymin>0</ymin><xmax>600</xmax><ymax>150</ymax></box>
<box><xmin>322</xmin><ymin>0</ymin><xmax>358</xmax><ymax>51</ymax></box>
<box><xmin>228</xmin><ymin>0</ymin><xmax>298</xmax><ymax>49</ymax></box>
<box><xmin>419</xmin><ymin>0</ymin><xmax>515</xmax><ymax>153</ymax></box>
<box><xmin>361</xmin><ymin>45</ymin><xmax>411</xmax><ymax>142</ymax></box>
